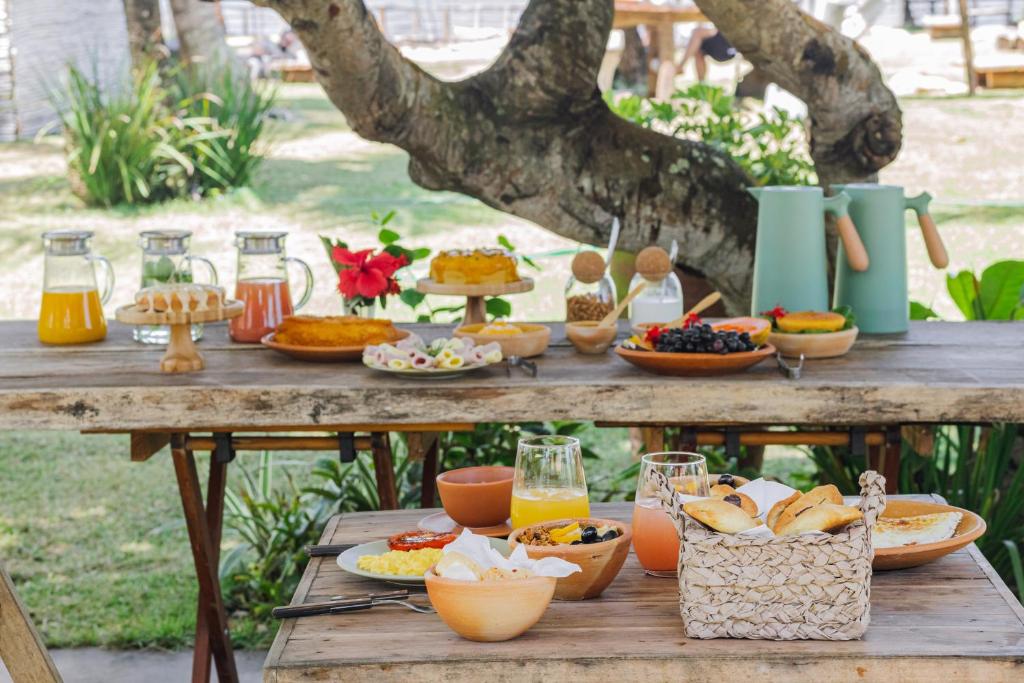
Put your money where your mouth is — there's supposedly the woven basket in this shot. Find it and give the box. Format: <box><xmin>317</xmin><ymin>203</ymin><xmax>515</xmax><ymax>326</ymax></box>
<box><xmin>648</xmin><ymin>469</ymin><xmax>886</xmax><ymax>640</ymax></box>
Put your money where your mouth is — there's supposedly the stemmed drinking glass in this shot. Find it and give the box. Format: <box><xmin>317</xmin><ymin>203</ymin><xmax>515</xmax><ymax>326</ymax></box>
<box><xmin>510</xmin><ymin>435</ymin><xmax>590</xmax><ymax>529</ymax></box>
<box><xmin>632</xmin><ymin>452</ymin><xmax>709</xmax><ymax>577</ymax></box>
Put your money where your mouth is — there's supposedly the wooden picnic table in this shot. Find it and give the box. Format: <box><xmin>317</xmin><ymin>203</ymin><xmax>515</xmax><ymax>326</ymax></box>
<box><xmin>1</xmin><ymin>319</ymin><xmax>1023</xmax><ymax>683</ymax></box>
<box><xmin>265</xmin><ymin>500</ymin><xmax>1024</xmax><ymax>682</ymax></box>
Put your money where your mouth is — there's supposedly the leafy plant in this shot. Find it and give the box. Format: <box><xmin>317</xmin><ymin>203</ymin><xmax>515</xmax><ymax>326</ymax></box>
<box><xmin>304</xmin><ymin>446</ymin><xmax>424</xmax><ymax>512</ymax></box>
<box><xmin>220</xmin><ymin>453</ymin><xmax>326</xmax><ymax>620</ymax></box>
<box><xmin>605</xmin><ymin>84</ymin><xmax>816</xmax><ymax>186</ymax></box>
<box><xmin>912</xmin><ymin>260</ymin><xmax>1024</xmax><ymax>321</ymax></box>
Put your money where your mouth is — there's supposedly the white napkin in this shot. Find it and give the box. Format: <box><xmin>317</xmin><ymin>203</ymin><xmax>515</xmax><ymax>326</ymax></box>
<box><xmin>441</xmin><ymin>528</ymin><xmax>581</xmax><ymax>578</ymax></box>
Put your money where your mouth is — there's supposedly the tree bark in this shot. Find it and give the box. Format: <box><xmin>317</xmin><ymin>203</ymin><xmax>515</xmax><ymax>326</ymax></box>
<box><xmin>170</xmin><ymin>0</ymin><xmax>232</xmax><ymax>65</ymax></box>
<box><xmin>250</xmin><ymin>0</ymin><xmax>902</xmax><ymax>313</ymax></box>
<box><xmin>123</xmin><ymin>0</ymin><xmax>164</xmax><ymax>67</ymax></box>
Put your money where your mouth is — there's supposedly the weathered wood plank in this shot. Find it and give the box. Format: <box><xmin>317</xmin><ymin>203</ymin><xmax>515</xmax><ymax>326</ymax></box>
<box><xmin>2</xmin><ymin>322</ymin><xmax>1024</xmax><ymax>430</ymax></box>
<box><xmin>263</xmin><ymin>501</ymin><xmax>1024</xmax><ymax>682</ymax></box>
<box><xmin>0</xmin><ymin>562</ymin><xmax>61</xmax><ymax>683</ymax></box>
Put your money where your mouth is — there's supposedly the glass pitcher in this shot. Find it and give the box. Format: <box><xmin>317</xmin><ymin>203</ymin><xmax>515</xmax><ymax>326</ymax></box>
<box><xmin>38</xmin><ymin>230</ymin><xmax>114</xmax><ymax>345</ymax></box>
<box><xmin>628</xmin><ymin>270</ymin><xmax>683</xmax><ymax>327</ymax></box>
<box><xmin>134</xmin><ymin>230</ymin><xmax>218</xmax><ymax>344</ymax></box>
<box><xmin>229</xmin><ymin>231</ymin><xmax>313</xmax><ymax>343</ymax></box>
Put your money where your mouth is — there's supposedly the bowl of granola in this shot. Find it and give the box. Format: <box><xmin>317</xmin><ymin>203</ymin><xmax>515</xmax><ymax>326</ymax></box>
<box><xmin>508</xmin><ymin>518</ymin><xmax>632</xmax><ymax>600</ymax></box>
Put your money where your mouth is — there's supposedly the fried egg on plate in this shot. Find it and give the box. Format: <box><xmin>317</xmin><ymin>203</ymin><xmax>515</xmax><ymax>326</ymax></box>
<box><xmin>873</xmin><ymin>511</ymin><xmax>962</xmax><ymax>549</ymax></box>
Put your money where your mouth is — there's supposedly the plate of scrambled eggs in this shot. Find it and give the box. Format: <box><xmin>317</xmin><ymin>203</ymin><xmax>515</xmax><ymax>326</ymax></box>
<box><xmin>339</xmin><ymin>538</ymin><xmax>511</xmax><ymax>583</ymax></box>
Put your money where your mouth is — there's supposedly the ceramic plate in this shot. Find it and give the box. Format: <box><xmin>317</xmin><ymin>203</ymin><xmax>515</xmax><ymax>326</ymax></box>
<box><xmin>418</xmin><ymin>511</ymin><xmax>513</xmax><ymax>538</ymax></box>
<box><xmin>615</xmin><ymin>343</ymin><xmax>775</xmax><ymax>377</ymax></box>
<box><xmin>337</xmin><ymin>538</ymin><xmax>512</xmax><ymax>584</ymax></box>
<box><xmin>769</xmin><ymin>327</ymin><xmax>858</xmax><ymax>359</ymax></box>
<box><xmin>364</xmin><ymin>363</ymin><xmax>494</xmax><ymax>380</ymax></box>
<box><xmin>261</xmin><ymin>329</ymin><xmax>411</xmax><ymax>362</ymax></box>
<box><xmin>871</xmin><ymin>499</ymin><xmax>986</xmax><ymax>571</ymax></box>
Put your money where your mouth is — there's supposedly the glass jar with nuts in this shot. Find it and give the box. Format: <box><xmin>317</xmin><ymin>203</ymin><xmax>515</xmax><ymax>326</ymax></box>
<box><xmin>565</xmin><ymin>251</ymin><xmax>617</xmax><ymax>322</ymax></box>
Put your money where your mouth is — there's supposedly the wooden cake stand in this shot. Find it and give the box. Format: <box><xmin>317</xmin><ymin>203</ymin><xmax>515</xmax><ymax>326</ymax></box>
<box><xmin>415</xmin><ymin>278</ymin><xmax>534</xmax><ymax>325</ymax></box>
<box><xmin>116</xmin><ymin>301</ymin><xmax>244</xmax><ymax>373</ymax></box>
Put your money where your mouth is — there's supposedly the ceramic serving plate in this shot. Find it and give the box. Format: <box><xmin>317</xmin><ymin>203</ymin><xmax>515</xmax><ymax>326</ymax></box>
<box><xmin>261</xmin><ymin>329</ymin><xmax>411</xmax><ymax>362</ymax></box>
<box><xmin>769</xmin><ymin>326</ymin><xmax>858</xmax><ymax>359</ymax></box>
<box><xmin>871</xmin><ymin>499</ymin><xmax>986</xmax><ymax>571</ymax></box>
<box><xmin>338</xmin><ymin>538</ymin><xmax>511</xmax><ymax>584</ymax></box>
<box><xmin>615</xmin><ymin>343</ymin><xmax>775</xmax><ymax>377</ymax></box>
<box><xmin>365</xmin><ymin>364</ymin><xmax>494</xmax><ymax>380</ymax></box>
<box><xmin>418</xmin><ymin>511</ymin><xmax>513</xmax><ymax>538</ymax></box>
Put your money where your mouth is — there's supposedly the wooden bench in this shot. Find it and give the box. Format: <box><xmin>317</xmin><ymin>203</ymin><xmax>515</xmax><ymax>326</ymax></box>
<box><xmin>976</xmin><ymin>63</ymin><xmax>1024</xmax><ymax>88</ymax></box>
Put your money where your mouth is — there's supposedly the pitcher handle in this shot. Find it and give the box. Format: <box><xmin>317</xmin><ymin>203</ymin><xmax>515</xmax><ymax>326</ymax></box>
<box><xmin>825</xmin><ymin>191</ymin><xmax>870</xmax><ymax>272</ymax></box>
<box><xmin>184</xmin><ymin>255</ymin><xmax>219</xmax><ymax>286</ymax></box>
<box><xmin>285</xmin><ymin>256</ymin><xmax>314</xmax><ymax>311</ymax></box>
<box><xmin>88</xmin><ymin>254</ymin><xmax>115</xmax><ymax>305</ymax></box>
<box><xmin>906</xmin><ymin>192</ymin><xmax>948</xmax><ymax>269</ymax></box>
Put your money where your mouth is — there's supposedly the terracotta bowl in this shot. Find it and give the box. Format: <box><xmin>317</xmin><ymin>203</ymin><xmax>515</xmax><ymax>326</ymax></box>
<box><xmin>872</xmin><ymin>499</ymin><xmax>986</xmax><ymax>571</ymax></box>
<box><xmin>436</xmin><ymin>466</ymin><xmax>514</xmax><ymax>528</ymax></box>
<box><xmin>615</xmin><ymin>343</ymin><xmax>775</xmax><ymax>377</ymax></box>
<box><xmin>453</xmin><ymin>323</ymin><xmax>551</xmax><ymax>358</ymax></box>
<box><xmin>508</xmin><ymin>517</ymin><xmax>632</xmax><ymax>600</ymax></box>
<box><xmin>768</xmin><ymin>326</ymin><xmax>858</xmax><ymax>359</ymax></box>
<box><xmin>565</xmin><ymin>321</ymin><xmax>618</xmax><ymax>354</ymax></box>
<box><xmin>424</xmin><ymin>570</ymin><xmax>556</xmax><ymax>642</ymax></box>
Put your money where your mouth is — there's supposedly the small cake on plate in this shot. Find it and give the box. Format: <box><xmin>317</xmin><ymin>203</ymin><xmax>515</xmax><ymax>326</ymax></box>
<box><xmin>429</xmin><ymin>248</ymin><xmax>520</xmax><ymax>285</ymax></box>
<box><xmin>135</xmin><ymin>283</ymin><xmax>225</xmax><ymax>314</ymax></box>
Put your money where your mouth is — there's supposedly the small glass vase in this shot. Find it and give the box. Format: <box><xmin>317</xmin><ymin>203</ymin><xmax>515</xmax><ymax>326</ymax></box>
<box><xmin>342</xmin><ymin>296</ymin><xmax>376</xmax><ymax>319</ymax></box>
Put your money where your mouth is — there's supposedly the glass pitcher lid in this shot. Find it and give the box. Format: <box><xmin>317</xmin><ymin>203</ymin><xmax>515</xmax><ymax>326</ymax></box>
<box><xmin>139</xmin><ymin>230</ymin><xmax>192</xmax><ymax>255</ymax></box>
<box><xmin>42</xmin><ymin>230</ymin><xmax>93</xmax><ymax>255</ymax></box>
<box><xmin>236</xmin><ymin>231</ymin><xmax>288</xmax><ymax>255</ymax></box>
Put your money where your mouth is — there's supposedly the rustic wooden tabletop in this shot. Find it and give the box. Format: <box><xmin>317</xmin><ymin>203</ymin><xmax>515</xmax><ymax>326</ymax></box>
<box><xmin>263</xmin><ymin>500</ymin><xmax>1024</xmax><ymax>683</ymax></box>
<box><xmin>0</xmin><ymin>321</ymin><xmax>1022</xmax><ymax>431</ymax></box>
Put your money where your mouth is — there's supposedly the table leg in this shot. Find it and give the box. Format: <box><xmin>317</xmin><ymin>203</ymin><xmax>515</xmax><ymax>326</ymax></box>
<box><xmin>371</xmin><ymin>433</ymin><xmax>399</xmax><ymax>510</ymax></box>
<box><xmin>0</xmin><ymin>562</ymin><xmax>61</xmax><ymax>683</ymax></box>
<box><xmin>171</xmin><ymin>437</ymin><xmax>238</xmax><ymax>683</ymax></box>
<box><xmin>192</xmin><ymin>448</ymin><xmax>230</xmax><ymax>683</ymax></box>
<box><xmin>419</xmin><ymin>435</ymin><xmax>440</xmax><ymax>508</ymax></box>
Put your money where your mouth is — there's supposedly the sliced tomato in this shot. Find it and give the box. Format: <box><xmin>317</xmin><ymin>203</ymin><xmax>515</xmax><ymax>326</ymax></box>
<box><xmin>387</xmin><ymin>530</ymin><xmax>457</xmax><ymax>552</ymax></box>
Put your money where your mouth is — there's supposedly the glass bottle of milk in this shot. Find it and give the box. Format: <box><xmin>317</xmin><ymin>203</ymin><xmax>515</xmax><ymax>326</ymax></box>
<box><xmin>628</xmin><ymin>251</ymin><xmax>683</xmax><ymax>327</ymax></box>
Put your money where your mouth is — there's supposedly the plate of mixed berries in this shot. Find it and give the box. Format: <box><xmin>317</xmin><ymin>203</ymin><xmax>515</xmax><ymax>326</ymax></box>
<box><xmin>616</xmin><ymin>317</ymin><xmax>775</xmax><ymax>376</ymax></box>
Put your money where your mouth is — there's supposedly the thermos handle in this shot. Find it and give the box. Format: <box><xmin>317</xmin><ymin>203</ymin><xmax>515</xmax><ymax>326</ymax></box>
<box><xmin>184</xmin><ymin>255</ymin><xmax>219</xmax><ymax>285</ymax></box>
<box><xmin>824</xmin><ymin>192</ymin><xmax>869</xmax><ymax>272</ymax></box>
<box><xmin>88</xmin><ymin>254</ymin><xmax>116</xmax><ymax>305</ymax></box>
<box><xmin>905</xmin><ymin>192</ymin><xmax>948</xmax><ymax>269</ymax></box>
<box><xmin>285</xmin><ymin>257</ymin><xmax>314</xmax><ymax>311</ymax></box>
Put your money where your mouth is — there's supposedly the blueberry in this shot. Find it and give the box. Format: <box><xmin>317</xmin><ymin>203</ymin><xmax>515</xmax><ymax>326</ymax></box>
<box><xmin>712</xmin><ymin>339</ymin><xmax>725</xmax><ymax>353</ymax></box>
<box><xmin>718</xmin><ymin>474</ymin><xmax>735</xmax><ymax>487</ymax></box>
<box><xmin>581</xmin><ymin>526</ymin><xmax>598</xmax><ymax>544</ymax></box>
<box><xmin>600</xmin><ymin>529</ymin><xmax>619</xmax><ymax>542</ymax></box>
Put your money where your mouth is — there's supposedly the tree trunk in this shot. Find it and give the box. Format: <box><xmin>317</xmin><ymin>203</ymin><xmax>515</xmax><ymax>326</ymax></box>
<box><xmin>170</xmin><ymin>0</ymin><xmax>231</xmax><ymax>65</ymax></box>
<box><xmin>250</xmin><ymin>0</ymin><xmax>902</xmax><ymax>314</ymax></box>
<box><xmin>123</xmin><ymin>0</ymin><xmax>164</xmax><ymax>67</ymax></box>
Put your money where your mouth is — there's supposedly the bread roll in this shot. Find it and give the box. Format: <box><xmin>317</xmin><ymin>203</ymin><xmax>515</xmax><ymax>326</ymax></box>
<box><xmin>683</xmin><ymin>498</ymin><xmax>762</xmax><ymax>534</ymax></box>
<box><xmin>710</xmin><ymin>484</ymin><xmax>758</xmax><ymax>517</ymax></box>
<box><xmin>771</xmin><ymin>484</ymin><xmax>843</xmax><ymax>533</ymax></box>
<box><xmin>776</xmin><ymin>503</ymin><xmax>863</xmax><ymax>536</ymax></box>
<box><xmin>766</xmin><ymin>492</ymin><xmax>800</xmax><ymax>531</ymax></box>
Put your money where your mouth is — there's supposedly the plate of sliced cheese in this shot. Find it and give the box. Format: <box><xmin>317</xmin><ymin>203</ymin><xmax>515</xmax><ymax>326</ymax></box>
<box><xmin>870</xmin><ymin>499</ymin><xmax>986</xmax><ymax>571</ymax></box>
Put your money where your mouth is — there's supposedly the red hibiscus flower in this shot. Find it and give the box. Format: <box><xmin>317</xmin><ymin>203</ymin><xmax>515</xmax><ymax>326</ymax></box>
<box><xmin>332</xmin><ymin>247</ymin><xmax>408</xmax><ymax>299</ymax></box>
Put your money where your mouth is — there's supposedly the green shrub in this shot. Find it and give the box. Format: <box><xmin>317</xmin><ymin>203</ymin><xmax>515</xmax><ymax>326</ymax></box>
<box><xmin>605</xmin><ymin>84</ymin><xmax>816</xmax><ymax>186</ymax></box>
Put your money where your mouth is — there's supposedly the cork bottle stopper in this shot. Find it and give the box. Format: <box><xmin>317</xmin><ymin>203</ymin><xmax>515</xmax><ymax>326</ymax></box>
<box><xmin>635</xmin><ymin>246</ymin><xmax>672</xmax><ymax>281</ymax></box>
<box><xmin>571</xmin><ymin>251</ymin><xmax>606</xmax><ymax>284</ymax></box>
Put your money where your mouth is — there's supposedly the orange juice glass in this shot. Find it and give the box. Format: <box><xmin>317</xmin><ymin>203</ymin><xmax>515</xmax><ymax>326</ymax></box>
<box><xmin>38</xmin><ymin>231</ymin><xmax>114</xmax><ymax>345</ymax></box>
<box><xmin>511</xmin><ymin>435</ymin><xmax>590</xmax><ymax>530</ymax></box>
<box><xmin>633</xmin><ymin>452</ymin><xmax>709</xmax><ymax>577</ymax></box>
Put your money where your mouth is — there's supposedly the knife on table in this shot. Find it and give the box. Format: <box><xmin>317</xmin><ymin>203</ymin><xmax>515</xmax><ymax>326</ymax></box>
<box><xmin>272</xmin><ymin>589</ymin><xmax>410</xmax><ymax>619</ymax></box>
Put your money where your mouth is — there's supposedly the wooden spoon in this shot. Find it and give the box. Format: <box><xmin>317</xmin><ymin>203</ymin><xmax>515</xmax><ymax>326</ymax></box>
<box><xmin>598</xmin><ymin>282</ymin><xmax>647</xmax><ymax>328</ymax></box>
<box><xmin>665</xmin><ymin>291</ymin><xmax>722</xmax><ymax>329</ymax></box>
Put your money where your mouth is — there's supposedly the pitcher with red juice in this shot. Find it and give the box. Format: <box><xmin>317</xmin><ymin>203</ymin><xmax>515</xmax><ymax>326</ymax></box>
<box><xmin>632</xmin><ymin>452</ymin><xmax>709</xmax><ymax>577</ymax></box>
<box><xmin>230</xmin><ymin>231</ymin><xmax>313</xmax><ymax>343</ymax></box>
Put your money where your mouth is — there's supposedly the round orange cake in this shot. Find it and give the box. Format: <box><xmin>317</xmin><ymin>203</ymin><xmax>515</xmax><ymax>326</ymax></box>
<box><xmin>429</xmin><ymin>248</ymin><xmax>520</xmax><ymax>285</ymax></box>
<box><xmin>274</xmin><ymin>316</ymin><xmax>400</xmax><ymax>347</ymax></box>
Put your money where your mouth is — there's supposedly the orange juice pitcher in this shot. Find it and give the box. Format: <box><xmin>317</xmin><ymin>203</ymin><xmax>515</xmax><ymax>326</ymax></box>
<box><xmin>38</xmin><ymin>230</ymin><xmax>115</xmax><ymax>345</ymax></box>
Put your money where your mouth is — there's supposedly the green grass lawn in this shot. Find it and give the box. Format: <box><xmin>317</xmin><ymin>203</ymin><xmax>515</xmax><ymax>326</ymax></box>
<box><xmin>0</xmin><ymin>83</ymin><xmax>1020</xmax><ymax>649</ymax></box>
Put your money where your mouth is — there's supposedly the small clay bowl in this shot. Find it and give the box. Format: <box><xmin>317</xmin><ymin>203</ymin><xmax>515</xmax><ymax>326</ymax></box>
<box><xmin>436</xmin><ymin>466</ymin><xmax>514</xmax><ymax>528</ymax></box>
<box><xmin>565</xmin><ymin>321</ymin><xmax>618</xmax><ymax>355</ymax></box>
<box><xmin>508</xmin><ymin>517</ymin><xmax>632</xmax><ymax>600</ymax></box>
<box><xmin>453</xmin><ymin>323</ymin><xmax>550</xmax><ymax>358</ymax></box>
<box><xmin>425</xmin><ymin>569</ymin><xmax>556</xmax><ymax>642</ymax></box>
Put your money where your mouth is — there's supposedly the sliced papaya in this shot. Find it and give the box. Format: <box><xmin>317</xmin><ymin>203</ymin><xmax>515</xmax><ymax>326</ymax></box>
<box><xmin>712</xmin><ymin>317</ymin><xmax>771</xmax><ymax>345</ymax></box>
<box><xmin>776</xmin><ymin>311</ymin><xmax>846</xmax><ymax>333</ymax></box>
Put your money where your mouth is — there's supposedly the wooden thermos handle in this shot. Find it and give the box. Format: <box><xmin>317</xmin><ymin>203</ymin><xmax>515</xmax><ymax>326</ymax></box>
<box><xmin>918</xmin><ymin>213</ymin><xmax>949</xmax><ymax>268</ymax></box>
<box><xmin>836</xmin><ymin>215</ymin><xmax>869</xmax><ymax>272</ymax></box>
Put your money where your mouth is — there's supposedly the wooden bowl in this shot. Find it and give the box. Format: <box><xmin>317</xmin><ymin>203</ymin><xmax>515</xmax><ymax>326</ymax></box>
<box><xmin>872</xmin><ymin>499</ymin><xmax>986</xmax><ymax>571</ymax></box>
<box><xmin>435</xmin><ymin>466</ymin><xmax>514</xmax><ymax>528</ymax></box>
<box><xmin>768</xmin><ymin>327</ymin><xmax>858</xmax><ymax>359</ymax></box>
<box><xmin>424</xmin><ymin>570</ymin><xmax>556</xmax><ymax>642</ymax></box>
<box><xmin>615</xmin><ymin>343</ymin><xmax>775</xmax><ymax>377</ymax></box>
<box><xmin>260</xmin><ymin>328</ymin><xmax>410</xmax><ymax>362</ymax></box>
<box><xmin>508</xmin><ymin>518</ymin><xmax>632</xmax><ymax>600</ymax></box>
<box><xmin>565</xmin><ymin>321</ymin><xmax>618</xmax><ymax>354</ymax></box>
<box><xmin>453</xmin><ymin>322</ymin><xmax>550</xmax><ymax>358</ymax></box>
